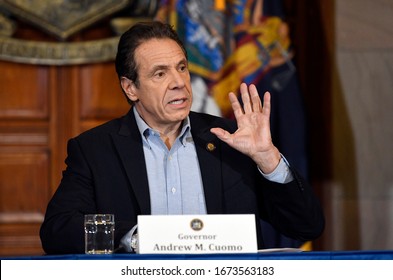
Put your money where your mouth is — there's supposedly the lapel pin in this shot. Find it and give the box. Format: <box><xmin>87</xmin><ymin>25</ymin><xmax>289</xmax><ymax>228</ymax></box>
<box><xmin>206</xmin><ymin>143</ymin><xmax>216</xmax><ymax>152</ymax></box>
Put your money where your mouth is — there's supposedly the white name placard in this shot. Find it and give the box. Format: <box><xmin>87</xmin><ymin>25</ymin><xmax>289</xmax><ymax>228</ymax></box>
<box><xmin>137</xmin><ymin>214</ymin><xmax>257</xmax><ymax>254</ymax></box>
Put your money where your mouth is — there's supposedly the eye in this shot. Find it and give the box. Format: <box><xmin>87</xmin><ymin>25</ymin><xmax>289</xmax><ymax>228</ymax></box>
<box><xmin>154</xmin><ymin>70</ymin><xmax>165</xmax><ymax>78</ymax></box>
<box><xmin>179</xmin><ymin>63</ymin><xmax>188</xmax><ymax>72</ymax></box>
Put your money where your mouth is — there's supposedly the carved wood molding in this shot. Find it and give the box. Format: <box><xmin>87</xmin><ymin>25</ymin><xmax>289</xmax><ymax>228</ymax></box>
<box><xmin>0</xmin><ymin>36</ymin><xmax>120</xmax><ymax>65</ymax></box>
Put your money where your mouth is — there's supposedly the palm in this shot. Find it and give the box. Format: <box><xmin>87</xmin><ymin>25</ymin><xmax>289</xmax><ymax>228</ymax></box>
<box><xmin>211</xmin><ymin>83</ymin><xmax>279</xmax><ymax>173</ymax></box>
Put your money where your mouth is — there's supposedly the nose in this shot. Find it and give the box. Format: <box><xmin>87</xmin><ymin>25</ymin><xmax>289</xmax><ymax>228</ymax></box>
<box><xmin>168</xmin><ymin>70</ymin><xmax>187</xmax><ymax>89</ymax></box>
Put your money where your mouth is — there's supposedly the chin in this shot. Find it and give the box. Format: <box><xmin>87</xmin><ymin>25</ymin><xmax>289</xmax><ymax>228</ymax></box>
<box><xmin>176</xmin><ymin>111</ymin><xmax>190</xmax><ymax>121</ymax></box>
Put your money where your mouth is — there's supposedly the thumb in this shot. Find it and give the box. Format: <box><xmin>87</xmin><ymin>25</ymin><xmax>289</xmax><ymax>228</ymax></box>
<box><xmin>210</xmin><ymin>128</ymin><xmax>230</xmax><ymax>140</ymax></box>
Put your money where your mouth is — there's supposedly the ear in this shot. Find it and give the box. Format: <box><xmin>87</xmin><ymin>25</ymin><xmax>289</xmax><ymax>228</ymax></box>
<box><xmin>120</xmin><ymin>77</ymin><xmax>139</xmax><ymax>102</ymax></box>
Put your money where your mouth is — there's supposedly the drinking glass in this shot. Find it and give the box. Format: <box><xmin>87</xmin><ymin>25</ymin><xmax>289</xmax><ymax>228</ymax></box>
<box><xmin>84</xmin><ymin>214</ymin><xmax>115</xmax><ymax>254</ymax></box>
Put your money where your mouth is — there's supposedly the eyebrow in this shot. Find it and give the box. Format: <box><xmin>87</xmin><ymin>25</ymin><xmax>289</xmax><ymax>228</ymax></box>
<box><xmin>148</xmin><ymin>58</ymin><xmax>188</xmax><ymax>76</ymax></box>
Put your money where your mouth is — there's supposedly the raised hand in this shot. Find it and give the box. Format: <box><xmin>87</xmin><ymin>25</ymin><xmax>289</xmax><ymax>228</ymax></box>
<box><xmin>210</xmin><ymin>83</ymin><xmax>281</xmax><ymax>173</ymax></box>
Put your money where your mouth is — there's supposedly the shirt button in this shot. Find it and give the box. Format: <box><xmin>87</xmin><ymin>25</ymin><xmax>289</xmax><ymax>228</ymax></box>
<box><xmin>171</xmin><ymin>187</ymin><xmax>176</xmax><ymax>194</ymax></box>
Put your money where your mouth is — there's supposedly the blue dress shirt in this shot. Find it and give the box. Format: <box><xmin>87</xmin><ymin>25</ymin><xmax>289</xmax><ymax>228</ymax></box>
<box><xmin>134</xmin><ymin>107</ymin><xmax>207</xmax><ymax>215</ymax></box>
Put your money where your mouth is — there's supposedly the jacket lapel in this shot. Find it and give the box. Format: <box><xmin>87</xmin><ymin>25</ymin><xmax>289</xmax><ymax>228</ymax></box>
<box><xmin>190</xmin><ymin>113</ymin><xmax>224</xmax><ymax>214</ymax></box>
<box><xmin>111</xmin><ymin>109</ymin><xmax>151</xmax><ymax>215</ymax></box>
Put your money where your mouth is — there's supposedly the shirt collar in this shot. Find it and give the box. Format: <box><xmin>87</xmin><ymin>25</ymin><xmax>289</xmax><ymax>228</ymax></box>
<box><xmin>133</xmin><ymin>106</ymin><xmax>191</xmax><ymax>147</ymax></box>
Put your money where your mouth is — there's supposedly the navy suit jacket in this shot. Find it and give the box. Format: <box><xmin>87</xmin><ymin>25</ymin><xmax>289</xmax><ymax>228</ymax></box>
<box><xmin>40</xmin><ymin>109</ymin><xmax>324</xmax><ymax>254</ymax></box>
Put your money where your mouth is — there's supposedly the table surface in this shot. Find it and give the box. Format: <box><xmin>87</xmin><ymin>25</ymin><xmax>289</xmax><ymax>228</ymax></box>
<box><xmin>3</xmin><ymin>250</ymin><xmax>393</xmax><ymax>260</ymax></box>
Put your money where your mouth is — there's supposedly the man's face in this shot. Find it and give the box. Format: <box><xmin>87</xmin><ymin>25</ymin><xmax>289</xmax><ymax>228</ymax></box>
<box><xmin>124</xmin><ymin>38</ymin><xmax>192</xmax><ymax>130</ymax></box>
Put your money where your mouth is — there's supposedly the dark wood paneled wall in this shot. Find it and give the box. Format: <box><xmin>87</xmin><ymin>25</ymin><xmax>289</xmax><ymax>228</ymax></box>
<box><xmin>0</xmin><ymin>58</ymin><xmax>129</xmax><ymax>256</ymax></box>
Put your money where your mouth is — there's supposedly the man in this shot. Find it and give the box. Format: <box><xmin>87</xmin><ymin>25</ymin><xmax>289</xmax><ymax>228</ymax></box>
<box><xmin>40</xmin><ymin>21</ymin><xmax>324</xmax><ymax>254</ymax></box>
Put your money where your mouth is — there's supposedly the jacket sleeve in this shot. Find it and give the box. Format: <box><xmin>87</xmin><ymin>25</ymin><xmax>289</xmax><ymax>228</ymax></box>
<box><xmin>40</xmin><ymin>138</ymin><xmax>95</xmax><ymax>254</ymax></box>
<box><xmin>39</xmin><ymin>138</ymin><xmax>136</xmax><ymax>254</ymax></box>
<box><xmin>259</xmin><ymin>166</ymin><xmax>325</xmax><ymax>242</ymax></box>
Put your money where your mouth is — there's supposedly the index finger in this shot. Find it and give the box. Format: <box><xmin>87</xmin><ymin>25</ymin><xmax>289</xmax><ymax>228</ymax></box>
<box><xmin>229</xmin><ymin>91</ymin><xmax>244</xmax><ymax>120</ymax></box>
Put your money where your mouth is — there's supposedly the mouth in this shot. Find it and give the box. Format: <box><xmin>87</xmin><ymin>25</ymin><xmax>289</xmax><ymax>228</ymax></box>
<box><xmin>168</xmin><ymin>98</ymin><xmax>187</xmax><ymax>105</ymax></box>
